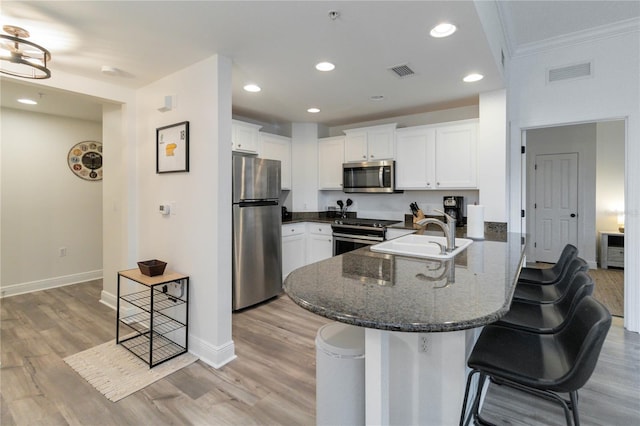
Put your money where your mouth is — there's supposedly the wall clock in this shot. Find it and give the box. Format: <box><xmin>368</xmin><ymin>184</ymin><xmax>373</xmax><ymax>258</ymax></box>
<box><xmin>67</xmin><ymin>141</ymin><xmax>103</xmax><ymax>181</ymax></box>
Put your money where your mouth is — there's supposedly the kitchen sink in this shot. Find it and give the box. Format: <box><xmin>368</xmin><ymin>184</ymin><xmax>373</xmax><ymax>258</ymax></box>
<box><xmin>370</xmin><ymin>234</ymin><xmax>473</xmax><ymax>259</ymax></box>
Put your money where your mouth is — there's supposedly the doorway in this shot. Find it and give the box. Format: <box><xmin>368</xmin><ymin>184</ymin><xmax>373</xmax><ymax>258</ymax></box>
<box><xmin>533</xmin><ymin>152</ymin><xmax>579</xmax><ymax>263</ymax></box>
<box><xmin>524</xmin><ymin>121</ymin><xmax>625</xmax><ymax>317</ymax></box>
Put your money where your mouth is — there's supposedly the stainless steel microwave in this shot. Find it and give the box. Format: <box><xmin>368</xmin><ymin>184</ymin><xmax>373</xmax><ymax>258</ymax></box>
<box><xmin>343</xmin><ymin>160</ymin><xmax>397</xmax><ymax>193</ymax></box>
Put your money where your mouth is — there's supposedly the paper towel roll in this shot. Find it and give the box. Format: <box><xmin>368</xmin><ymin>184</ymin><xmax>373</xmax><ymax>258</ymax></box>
<box><xmin>467</xmin><ymin>205</ymin><xmax>485</xmax><ymax>240</ymax></box>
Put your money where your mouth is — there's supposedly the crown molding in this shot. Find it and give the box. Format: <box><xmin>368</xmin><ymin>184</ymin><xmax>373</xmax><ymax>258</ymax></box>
<box><xmin>512</xmin><ymin>17</ymin><xmax>640</xmax><ymax>58</ymax></box>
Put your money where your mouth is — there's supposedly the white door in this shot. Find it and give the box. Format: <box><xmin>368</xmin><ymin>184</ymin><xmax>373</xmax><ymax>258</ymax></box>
<box><xmin>534</xmin><ymin>153</ymin><xmax>578</xmax><ymax>262</ymax></box>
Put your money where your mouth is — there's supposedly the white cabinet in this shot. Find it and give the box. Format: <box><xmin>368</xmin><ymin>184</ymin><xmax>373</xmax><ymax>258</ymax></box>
<box><xmin>282</xmin><ymin>224</ymin><xmax>306</xmax><ymax>280</ymax></box>
<box><xmin>434</xmin><ymin>122</ymin><xmax>477</xmax><ymax>188</ymax></box>
<box><xmin>306</xmin><ymin>223</ymin><xmax>333</xmax><ymax>264</ymax></box>
<box><xmin>260</xmin><ymin>133</ymin><xmax>292</xmax><ymax>190</ymax></box>
<box><xmin>344</xmin><ymin>123</ymin><xmax>396</xmax><ymax>162</ymax></box>
<box><xmin>318</xmin><ymin>136</ymin><xmax>345</xmax><ymax>190</ymax></box>
<box><xmin>232</xmin><ymin>120</ymin><xmax>261</xmax><ymax>153</ymax></box>
<box><xmin>395</xmin><ymin>126</ymin><xmax>437</xmax><ymax>189</ymax></box>
<box><xmin>395</xmin><ymin>120</ymin><xmax>477</xmax><ymax>189</ymax></box>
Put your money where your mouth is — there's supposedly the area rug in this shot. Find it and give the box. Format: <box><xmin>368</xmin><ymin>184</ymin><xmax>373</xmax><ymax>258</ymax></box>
<box><xmin>63</xmin><ymin>340</ymin><xmax>198</xmax><ymax>402</ymax></box>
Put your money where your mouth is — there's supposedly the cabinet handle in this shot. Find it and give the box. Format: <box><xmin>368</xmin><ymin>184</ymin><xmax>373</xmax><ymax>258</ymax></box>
<box><xmin>370</xmin><ymin>154</ymin><xmax>374</xmax><ymax>158</ymax></box>
<box><xmin>362</xmin><ymin>155</ymin><xmax>367</xmax><ymax>159</ymax></box>
<box><xmin>238</xmin><ymin>144</ymin><xmax>242</xmax><ymax>148</ymax></box>
<box><xmin>427</xmin><ymin>182</ymin><xmax>431</xmax><ymax>186</ymax></box>
<box><xmin>437</xmin><ymin>182</ymin><xmax>440</xmax><ymax>186</ymax></box>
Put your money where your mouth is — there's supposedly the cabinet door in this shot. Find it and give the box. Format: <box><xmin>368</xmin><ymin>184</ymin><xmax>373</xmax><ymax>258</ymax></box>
<box><xmin>367</xmin><ymin>127</ymin><xmax>395</xmax><ymax>160</ymax></box>
<box><xmin>282</xmin><ymin>234</ymin><xmax>306</xmax><ymax>280</ymax></box>
<box><xmin>232</xmin><ymin>120</ymin><xmax>261</xmax><ymax>153</ymax></box>
<box><xmin>395</xmin><ymin>127</ymin><xmax>435</xmax><ymax>189</ymax></box>
<box><xmin>307</xmin><ymin>234</ymin><xmax>333</xmax><ymax>264</ymax></box>
<box><xmin>318</xmin><ymin>136</ymin><xmax>345</xmax><ymax>190</ymax></box>
<box><xmin>344</xmin><ymin>131</ymin><xmax>368</xmax><ymax>162</ymax></box>
<box><xmin>261</xmin><ymin>133</ymin><xmax>292</xmax><ymax>190</ymax></box>
<box><xmin>434</xmin><ymin>123</ymin><xmax>477</xmax><ymax>188</ymax></box>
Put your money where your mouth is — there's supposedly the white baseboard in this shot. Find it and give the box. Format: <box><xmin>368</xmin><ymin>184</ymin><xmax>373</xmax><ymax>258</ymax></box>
<box><xmin>100</xmin><ymin>289</ymin><xmax>118</xmax><ymax>310</ymax></box>
<box><xmin>0</xmin><ymin>270</ymin><xmax>103</xmax><ymax>298</ymax></box>
<box><xmin>189</xmin><ymin>335</ymin><xmax>237</xmax><ymax>368</ymax></box>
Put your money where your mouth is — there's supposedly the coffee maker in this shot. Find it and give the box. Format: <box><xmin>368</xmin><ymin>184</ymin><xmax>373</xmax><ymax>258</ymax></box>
<box><xmin>443</xmin><ymin>196</ymin><xmax>464</xmax><ymax>226</ymax></box>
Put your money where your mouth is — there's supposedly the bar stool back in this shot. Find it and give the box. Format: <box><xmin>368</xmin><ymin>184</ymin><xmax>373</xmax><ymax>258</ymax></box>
<box><xmin>518</xmin><ymin>244</ymin><xmax>578</xmax><ymax>285</ymax></box>
<box><xmin>460</xmin><ymin>296</ymin><xmax>611</xmax><ymax>426</ymax></box>
<box><xmin>514</xmin><ymin>257</ymin><xmax>589</xmax><ymax>304</ymax></box>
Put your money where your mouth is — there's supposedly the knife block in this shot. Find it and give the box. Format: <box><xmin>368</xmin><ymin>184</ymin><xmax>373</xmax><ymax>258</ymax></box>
<box><xmin>412</xmin><ymin>209</ymin><xmax>425</xmax><ymax>224</ymax></box>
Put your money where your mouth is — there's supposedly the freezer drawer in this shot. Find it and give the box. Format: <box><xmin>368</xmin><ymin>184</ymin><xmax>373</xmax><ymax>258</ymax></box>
<box><xmin>232</xmin><ymin>202</ymin><xmax>283</xmax><ymax>310</ymax></box>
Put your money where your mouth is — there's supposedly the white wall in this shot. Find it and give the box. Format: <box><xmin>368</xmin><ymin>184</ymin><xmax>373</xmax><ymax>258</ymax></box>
<box><xmin>478</xmin><ymin>90</ymin><xmax>507</xmax><ymax>222</ymax></box>
<box><xmin>596</xmin><ymin>120</ymin><xmax>625</xmax><ymax>234</ymax></box>
<box><xmin>291</xmin><ymin>123</ymin><xmax>320</xmax><ymax>212</ymax></box>
<box><xmin>1</xmin><ymin>108</ymin><xmax>103</xmax><ymax>296</ymax></box>
<box><xmin>508</xmin><ymin>27</ymin><xmax>640</xmax><ymax>331</ymax></box>
<box><xmin>135</xmin><ymin>55</ymin><xmax>235</xmax><ymax>367</ymax></box>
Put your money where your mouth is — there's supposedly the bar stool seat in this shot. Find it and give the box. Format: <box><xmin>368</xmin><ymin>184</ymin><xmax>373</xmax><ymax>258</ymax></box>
<box><xmin>497</xmin><ymin>271</ymin><xmax>594</xmax><ymax>333</ymax></box>
<box><xmin>460</xmin><ymin>296</ymin><xmax>611</xmax><ymax>426</ymax></box>
<box><xmin>518</xmin><ymin>244</ymin><xmax>577</xmax><ymax>285</ymax></box>
<box><xmin>514</xmin><ymin>257</ymin><xmax>589</xmax><ymax>304</ymax></box>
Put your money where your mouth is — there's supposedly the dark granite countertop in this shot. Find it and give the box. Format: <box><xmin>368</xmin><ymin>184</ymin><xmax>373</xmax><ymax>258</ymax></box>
<box><xmin>284</xmin><ymin>233</ymin><xmax>526</xmax><ymax>332</ymax></box>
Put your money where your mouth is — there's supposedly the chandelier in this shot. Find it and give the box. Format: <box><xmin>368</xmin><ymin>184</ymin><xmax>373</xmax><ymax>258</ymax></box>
<box><xmin>0</xmin><ymin>25</ymin><xmax>51</xmax><ymax>79</ymax></box>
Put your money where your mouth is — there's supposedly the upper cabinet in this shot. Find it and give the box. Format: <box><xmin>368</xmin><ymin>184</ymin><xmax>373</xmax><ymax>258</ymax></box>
<box><xmin>232</xmin><ymin>119</ymin><xmax>262</xmax><ymax>154</ymax></box>
<box><xmin>396</xmin><ymin>119</ymin><xmax>478</xmax><ymax>190</ymax></box>
<box><xmin>260</xmin><ymin>133</ymin><xmax>292</xmax><ymax>190</ymax></box>
<box><xmin>318</xmin><ymin>136</ymin><xmax>345</xmax><ymax>190</ymax></box>
<box><xmin>344</xmin><ymin>123</ymin><xmax>396</xmax><ymax>162</ymax></box>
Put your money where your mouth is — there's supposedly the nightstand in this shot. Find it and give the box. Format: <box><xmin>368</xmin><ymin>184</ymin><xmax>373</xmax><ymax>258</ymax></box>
<box><xmin>600</xmin><ymin>232</ymin><xmax>624</xmax><ymax>269</ymax></box>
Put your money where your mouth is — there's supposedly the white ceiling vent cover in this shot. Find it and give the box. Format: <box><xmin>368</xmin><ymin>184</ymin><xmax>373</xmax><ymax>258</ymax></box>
<box><xmin>389</xmin><ymin>64</ymin><xmax>415</xmax><ymax>78</ymax></box>
<box><xmin>547</xmin><ymin>62</ymin><xmax>592</xmax><ymax>83</ymax></box>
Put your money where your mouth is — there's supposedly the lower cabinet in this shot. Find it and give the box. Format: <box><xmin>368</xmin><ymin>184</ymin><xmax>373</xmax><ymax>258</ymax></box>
<box><xmin>282</xmin><ymin>222</ymin><xmax>334</xmax><ymax>281</ymax></box>
<box><xmin>307</xmin><ymin>223</ymin><xmax>333</xmax><ymax>264</ymax></box>
<box><xmin>386</xmin><ymin>228</ymin><xmax>415</xmax><ymax>240</ymax></box>
<box><xmin>282</xmin><ymin>224</ymin><xmax>307</xmax><ymax>280</ymax></box>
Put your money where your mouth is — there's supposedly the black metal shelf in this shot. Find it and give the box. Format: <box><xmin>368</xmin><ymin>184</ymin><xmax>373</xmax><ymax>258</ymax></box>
<box><xmin>116</xmin><ymin>269</ymin><xmax>189</xmax><ymax>368</ymax></box>
<box><xmin>120</xmin><ymin>332</ymin><xmax>186</xmax><ymax>366</ymax></box>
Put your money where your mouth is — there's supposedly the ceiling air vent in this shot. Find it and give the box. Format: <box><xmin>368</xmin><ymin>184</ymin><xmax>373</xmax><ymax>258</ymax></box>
<box><xmin>389</xmin><ymin>63</ymin><xmax>415</xmax><ymax>78</ymax></box>
<box><xmin>547</xmin><ymin>61</ymin><xmax>592</xmax><ymax>83</ymax></box>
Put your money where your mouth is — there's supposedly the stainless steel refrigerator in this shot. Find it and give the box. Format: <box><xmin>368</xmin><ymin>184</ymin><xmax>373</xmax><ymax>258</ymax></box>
<box><xmin>232</xmin><ymin>154</ymin><xmax>282</xmax><ymax>310</ymax></box>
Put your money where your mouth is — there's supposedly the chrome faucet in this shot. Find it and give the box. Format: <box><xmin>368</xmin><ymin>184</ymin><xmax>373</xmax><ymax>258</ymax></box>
<box><xmin>416</xmin><ymin>209</ymin><xmax>457</xmax><ymax>252</ymax></box>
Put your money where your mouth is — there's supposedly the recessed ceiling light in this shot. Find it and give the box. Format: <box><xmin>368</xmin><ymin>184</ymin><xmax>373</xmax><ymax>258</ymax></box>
<box><xmin>370</xmin><ymin>95</ymin><xmax>385</xmax><ymax>101</ymax></box>
<box><xmin>17</xmin><ymin>98</ymin><xmax>37</xmax><ymax>105</ymax></box>
<box><xmin>430</xmin><ymin>23</ymin><xmax>457</xmax><ymax>38</ymax></box>
<box><xmin>243</xmin><ymin>84</ymin><xmax>261</xmax><ymax>92</ymax></box>
<box><xmin>463</xmin><ymin>73</ymin><xmax>484</xmax><ymax>82</ymax></box>
<box><xmin>315</xmin><ymin>62</ymin><xmax>335</xmax><ymax>72</ymax></box>
<box><xmin>307</xmin><ymin>107</ymin><xmax>320</xmax><ymax>113</ymax></box>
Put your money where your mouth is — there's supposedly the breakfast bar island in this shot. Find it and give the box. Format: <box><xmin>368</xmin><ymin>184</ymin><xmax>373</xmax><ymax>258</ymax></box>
<box><xmin>284</xmin><ymin>233</ymin><xmax>526</xmax><ymax>425</ymax></box>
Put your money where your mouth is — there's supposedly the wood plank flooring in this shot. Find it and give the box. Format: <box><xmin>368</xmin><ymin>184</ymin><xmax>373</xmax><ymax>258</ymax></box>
<box><xmin>2</xmin><ymin>280</ymin><xmax>638</xmax><ymax>425</ymax></box>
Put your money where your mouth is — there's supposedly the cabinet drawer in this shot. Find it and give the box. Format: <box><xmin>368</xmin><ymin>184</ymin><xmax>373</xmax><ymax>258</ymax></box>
<box><xmin>607</xmin><ymin>247</ymin><xmax>624</xmax><ymax>263</ymax></box>
<box><xmin>283</xmin><ymin>224</ymin><xmax>305</xmax><ymax>237</ymax></box>
<box><xmin>307</xmin><ymin>223</ymin><xmax>332</xmax><ymax>236</ymax></box>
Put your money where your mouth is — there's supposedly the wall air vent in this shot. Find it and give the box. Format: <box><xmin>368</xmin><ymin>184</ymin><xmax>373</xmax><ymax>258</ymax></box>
<box><xmin>547</xmin><ymin>61</ymin><xmax>592</xmax><ymax>83</ymax></box>
<box><xmin>389</xmin><ymin>63</ymin><xmax>415</xmax><ymax>78</ymax></box>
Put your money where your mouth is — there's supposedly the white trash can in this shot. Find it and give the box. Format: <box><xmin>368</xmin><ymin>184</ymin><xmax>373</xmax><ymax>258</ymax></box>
<box><xmin>315</xmin><ymin>322</ymin><xmax>365</xmax><ymax>426</ymax></box>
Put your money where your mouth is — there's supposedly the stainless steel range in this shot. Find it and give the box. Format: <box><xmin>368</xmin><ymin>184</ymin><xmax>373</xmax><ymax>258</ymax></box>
<box><xmin>332</xmin><ymin>218</ymin><xmax>401</xmax><ymax>256</ymax></box>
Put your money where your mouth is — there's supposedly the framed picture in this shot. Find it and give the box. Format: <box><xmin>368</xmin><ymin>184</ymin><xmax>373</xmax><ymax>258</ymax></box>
<box><xmin>156</xmin><ymin>121</ymin><xmax>189</xmax><ymax>173</ymax></box>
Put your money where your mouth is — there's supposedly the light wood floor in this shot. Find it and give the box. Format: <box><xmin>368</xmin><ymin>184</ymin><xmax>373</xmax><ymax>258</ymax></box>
<box><xmin>2</xmin><ymin>281</ymin><xmax>639</xmax><ymax>425</ymax></box>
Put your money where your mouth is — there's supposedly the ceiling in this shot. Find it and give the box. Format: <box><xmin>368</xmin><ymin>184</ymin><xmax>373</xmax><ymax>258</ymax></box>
<box><xmin>1</xmin><ymin>1</ymin><xmax>638</xmax><ymax>126</ymax></box>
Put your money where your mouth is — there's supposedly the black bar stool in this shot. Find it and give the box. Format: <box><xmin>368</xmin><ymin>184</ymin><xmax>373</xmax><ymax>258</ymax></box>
<box><xmin>496</xmin><ymin>271</ymin><xmax>594</xmax><ymax>333</ymax></box>
<box><xmin>518</xmin><ymin>244</ymin><xmax>577</xmax><ymax>285</ymax></box>
<box><xmin>514</xmin><ymin>257</ymin><xmax>589</xmax><ymax>304</ymax></box>
<box><xmin>460</xmin><ymin>296</ymin><xmax>611</xmax><ymax>426</ymax></box>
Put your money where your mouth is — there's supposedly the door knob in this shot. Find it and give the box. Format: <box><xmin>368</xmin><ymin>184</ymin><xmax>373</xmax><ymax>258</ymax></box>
<box><xmin>571</xmin><ymin>213</ymin><xmax>577</xmax><ymax>217</ymax></box>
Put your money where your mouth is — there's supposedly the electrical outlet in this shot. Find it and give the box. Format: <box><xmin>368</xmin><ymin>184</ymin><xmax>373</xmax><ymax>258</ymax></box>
<box><xmin>59</xmin><ymin>247</ymin><xmax>67</xmax><ymax>257</ymax></box>
<box><xmin>419</xmin><ymin>335</ymin><xmax>428</xmax><ymax>352</ymax></box>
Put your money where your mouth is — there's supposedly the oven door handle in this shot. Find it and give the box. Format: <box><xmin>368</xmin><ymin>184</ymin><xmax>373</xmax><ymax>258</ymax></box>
<box><xmin>333</xmin><ymin>234</ymin><xmax>383</xmax><ymax>243</ymax></box>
